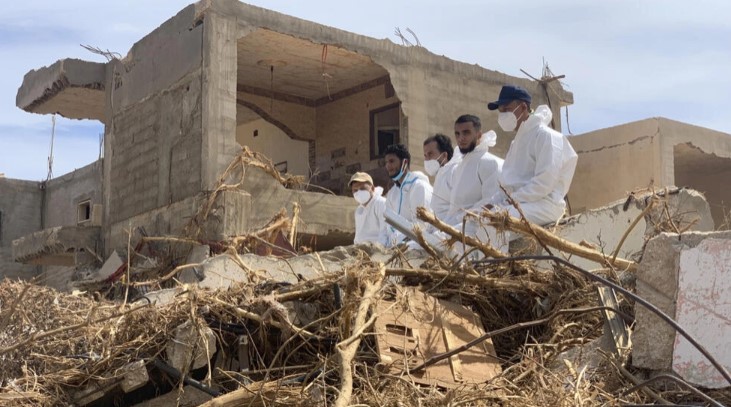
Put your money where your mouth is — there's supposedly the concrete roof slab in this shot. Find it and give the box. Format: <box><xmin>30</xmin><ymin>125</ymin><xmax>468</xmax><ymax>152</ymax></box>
<box><xmin>16</xmin><ymin>58</ymin><xmax>106</xmax><ymax>122</ymax></box>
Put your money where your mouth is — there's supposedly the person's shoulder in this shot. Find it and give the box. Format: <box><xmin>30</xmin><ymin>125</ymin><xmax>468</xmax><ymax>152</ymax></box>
<box><xmin>536</xmin><ymin>123</ymin><xmax>566</xmax><ymax>140</ymax></box>
<box><xmin>410</xmin><ymin>171</ymin><xmax>432</xmax><ymax>187</ymax></box>
<box><xmin>479</xmin><ymin>151</ymin><xmax>504</xmax><ymax>167</ymax></box>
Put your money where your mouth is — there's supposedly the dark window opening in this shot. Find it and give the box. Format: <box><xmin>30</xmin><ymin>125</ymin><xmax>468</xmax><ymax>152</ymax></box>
<box><xmin>274</xmin><ymin>161</ymin><xmax>288</xmax><ymax>174</ymax></box>
<box><xmin>77</xmin><ymin>200</ymin><xmax>91</xmax><ymax>224</ymax></box>
<box><xmin>370</xmin><ymin>103</ymin><xmax>401</xmax><ymax>160</ymax></box>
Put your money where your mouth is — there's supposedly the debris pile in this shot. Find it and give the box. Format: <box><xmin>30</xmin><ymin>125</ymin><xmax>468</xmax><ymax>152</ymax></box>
<box><xmin>1</xmin><ymin>152</ymin><xmax>729</xmax><ymax>406</ymax></box>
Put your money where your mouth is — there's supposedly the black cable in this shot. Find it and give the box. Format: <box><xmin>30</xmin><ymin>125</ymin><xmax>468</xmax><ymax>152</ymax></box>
<box><xmin>473</xmin><ymin>255</ymin><xmax>731</xmax><ymax>387</ymax></box>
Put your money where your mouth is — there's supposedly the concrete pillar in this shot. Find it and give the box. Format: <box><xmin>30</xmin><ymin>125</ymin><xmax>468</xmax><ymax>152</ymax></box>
<box><xmin>634</xmin><ymin>230</ymin><xmax>731</xmax><ymax>388</ymax></box>
<box><xmin>201</xmin><ymin>11</ymin><xmax>239</xmax><ymax>191</ymax></box>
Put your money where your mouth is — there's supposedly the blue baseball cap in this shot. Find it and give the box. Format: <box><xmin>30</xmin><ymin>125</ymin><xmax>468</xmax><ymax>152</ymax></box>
<box><xmin>487</xmin><ymin>85</ymin><xmax>532</xmax><ymax>110</ymax></box>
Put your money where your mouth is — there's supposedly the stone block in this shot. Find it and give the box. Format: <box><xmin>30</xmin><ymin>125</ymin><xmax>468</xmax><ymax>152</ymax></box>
<box><xmin>673</xmin><ymin>238</ymin><xmax>731</xmax><ymax>388</ymax></box>
<box><xmin>633</xmin><ymin>230</ymin><xmax>731</xmax><ymax>388</ymax></box>
<box><xmin>165</xmin><ymin>319</ymin><xmax>217</xmax><ymax>372</ymax></box>
<box><xmin>120</xmin><ymin>360</ymin><xmax>149</xmax><ymax>393</ymax></box>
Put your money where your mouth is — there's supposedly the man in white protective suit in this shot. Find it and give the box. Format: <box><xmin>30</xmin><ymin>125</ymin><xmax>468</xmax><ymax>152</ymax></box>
<box><xmin>422</xmin><ymin>133</ymin><xmax>457</xmax><ymax>222</ymax></box>
<box><xmin>445</xmin><ymin>114</ymin><xmax>504</xmax><ymax>230</ymax></box>
<box><xmin>349</xmin><ymin>172</ymin><xmax>388</xmax><ymax>246</ymax></box>
<box><xmin>383</xmin><ymin>143</ymin><xmax>433</xmax><ymax>247</ymax></box>
<box><xmin>487</xmin><ymin>85</ymin><xmax>578</xmax><ymax>227</ymax></box>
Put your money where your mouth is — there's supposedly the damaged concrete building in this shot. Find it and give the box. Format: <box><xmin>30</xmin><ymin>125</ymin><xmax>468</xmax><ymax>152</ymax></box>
<box><xmin>568</xmin><ymin>117</ymin><xmax>731</xmax><ymax>228</ymax></box>
<box><xmin>1</xmin><ymin>0</ymin><xmax>571</xmax><ymax>283</ymax></box>
<box><xmin>2</xmin><ymin>1</ymin><xmax>731</xmax><ymax>404</ymax></box>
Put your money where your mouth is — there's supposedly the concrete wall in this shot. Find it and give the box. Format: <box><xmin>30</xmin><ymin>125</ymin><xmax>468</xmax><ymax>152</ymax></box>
<box><xmin>567</xmin><ymin>119</ymin><xmax>661</xmax><ymax>214</ymax></box>
<box><xmin>236</xmin><ymin>91</ymin><xmax>316</xmax><ymax>141</ymax></box>
<box><xmin>568</xmin><ymin>117</ymin><xmax>731</xmax><ymax>220</ymax></box>
<box><xmin>212</xmin><ymin>0</ymin><xmax>566</xmax><ymax>185</ymax></box>
<box><xmin>555</xmin><ymin>188</ymin><xmax>714</xmax><ymax>272</ymax></box>
<box><xmin>236</xmin><ymin>119</ymin><xmax>310</xmax><ymax>176</ymax></box>
<box><xmin>675</xmin><ymin>155</ymin><xmax>731</xmax><ymax>229</ymax></box>
<box><xmin>315</xmin><ymin>84</ymin><xmax>399</xmax><ymax>193</ymax></box>
<box><xmin>0</xmin><ymin>178</ymin><xmax>42</xmax><ymax>279</ymax></box>
<box><xmin>44</xmin><ymin>160</ymin><xmax>102</xmax><ymax>228</ymax></box>
<box><xmin>103</xmin><ymin>5</ymin><xmax>206</xmax><ymax>253</ymax></box>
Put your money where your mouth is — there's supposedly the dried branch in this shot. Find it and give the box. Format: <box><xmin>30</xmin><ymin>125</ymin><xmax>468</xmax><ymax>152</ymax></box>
<box><xmin>333</xmin><ymin>265</ymin><xmax>385</xmax><ymax>407</ymax></box>
<box><xmin>482</xmin><ymin>211</ymin><xmax>637</xmax><ymax>272</ymax></box>
<box><xmin>416</xmin><ymin>207</ymin><xmax>507</xmax><ymax>258</ymax></box>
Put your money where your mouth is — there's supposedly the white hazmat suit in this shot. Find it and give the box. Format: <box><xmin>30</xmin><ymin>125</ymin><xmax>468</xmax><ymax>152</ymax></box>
<box><xmin>445</xmin><ymin>131</ymin><xmax>504</xmax><ymax>227</ymax></box>
<box><xmin>493</xmin><ymin>105</ymin><xmax>578</xmax><ymax>225</ymax></box>
<box><xmin>429</xmin><ymin>158</ymin><xmax>459</xmax><ymax>222</ymax></box>
<box><xmin>353</xmin><ymin>186</ymin><xmax>388</xmax><ymax>246</ymax></box>
<box><xmin>385</xmin><ymin>171</ymin><xmax>433</xmax><ymax>246</ymax></box>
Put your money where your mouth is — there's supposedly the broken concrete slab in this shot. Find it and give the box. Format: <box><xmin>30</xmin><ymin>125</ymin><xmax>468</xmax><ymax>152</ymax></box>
<box><xmin>96</xmin><ymin>250</ymin><xmax>124</xmax><ymax>281</ymax></box>
<box><xmin>633</xmin><ymin>230</ymin><xmax>731</xmax><ymax>388</ymax></box>
<box><xmin>12</xmin><ymin>225</ymin><xmax>101</xmax><ymax>267</ymax></box>
<box><xmin>16</xmin><ymin>58</ymin><xmax>106</xmax><ymax>122</ymax></box>
<box><xmin>554</xmin><ymin>188</ymin><xmax>713</xmax><ymax>271</ymax></box>
<box><xmin>165</xmin><ymin>319</ymin><xmax>217</xmax><ymax>372</ymax></box>
<box><xmin>197</xmin><ymin>255</ymin><xmax>247</xmax><ymax>290</ymax></box>
<box><xmin>194</xmin><ymin>243</ymin><xmax>396</xmax><ymax>289</ymax></box>
<box><xmin>186</xmin><ymin>244</ymin><xmax>210</xmax><ymax>264</ymax></box>
<box><xmin>673</xmin><ymin>237</ymin><xmax>731</xmax><ymax>388</ymax></box>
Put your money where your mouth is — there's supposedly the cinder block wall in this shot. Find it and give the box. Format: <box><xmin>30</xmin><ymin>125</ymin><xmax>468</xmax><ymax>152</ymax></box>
<box><xmin>0</xmin><ymin>178</ymin><xmax>42</xmax><ymax>279</ymax></box>
<box><xmin>104</xmin><ymin>5</ymin><xmax>206</xmax><ymax>252</ymax></box>
<box><xmin>44</xmin><ymin>160</ymin><xmax>103</xmax><ymax>228</ymax></box>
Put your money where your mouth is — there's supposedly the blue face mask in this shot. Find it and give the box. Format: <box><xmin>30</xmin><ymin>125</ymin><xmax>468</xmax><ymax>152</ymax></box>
<box><xmin>390</xmin><ymin>160</ymin><xmax>408</xmax><ymax>181</ymax></box>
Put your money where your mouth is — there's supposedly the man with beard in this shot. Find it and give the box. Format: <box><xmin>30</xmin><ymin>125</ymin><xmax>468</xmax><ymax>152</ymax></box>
<box><xmin>383</xmin><ymin>143</ymin><xmax>433</xmax><ymax>247</ymax></box>
<box><xmin>445</xmin><ymin>115</ymin><xmax>503</xmax><ymax>229</ymax></box>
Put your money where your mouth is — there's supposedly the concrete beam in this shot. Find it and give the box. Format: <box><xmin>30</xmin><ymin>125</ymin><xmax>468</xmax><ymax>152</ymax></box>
<box><xmin>12</xmin><ymin>225</ymin><xmax>101</xmax><ymax>266</ymax></box>
<box><xmin>16</xmin><ymin>59</ymin><xmax>106</xmax><ymax>122</ymax></box>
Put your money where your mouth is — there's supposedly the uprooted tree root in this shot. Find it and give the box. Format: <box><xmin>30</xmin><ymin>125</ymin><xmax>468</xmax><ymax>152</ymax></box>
<box><xmin>2</xmin><ymin>254</ymin><xmax>728</xmax><ymax>406</ymax></box>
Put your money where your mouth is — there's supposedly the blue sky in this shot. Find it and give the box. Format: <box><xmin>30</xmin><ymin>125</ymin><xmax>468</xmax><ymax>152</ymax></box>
<box><xmin>1</xmin><ymin>0</ymin><xmax>729</xmax><ymax>180</ymax></box>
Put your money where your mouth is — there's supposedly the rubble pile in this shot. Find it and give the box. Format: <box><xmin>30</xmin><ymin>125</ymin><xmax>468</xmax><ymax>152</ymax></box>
<box><xmin>1</xmin><ymin>152</ymin><xmax>729</xmax><ymax>406</ymax></box>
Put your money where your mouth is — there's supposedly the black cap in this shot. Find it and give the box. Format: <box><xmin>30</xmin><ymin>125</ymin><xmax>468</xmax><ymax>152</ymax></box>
<box><xmin>487</xmin><ymin>85</ymin><xmax>532</xmax><ymax>110</ymax></box>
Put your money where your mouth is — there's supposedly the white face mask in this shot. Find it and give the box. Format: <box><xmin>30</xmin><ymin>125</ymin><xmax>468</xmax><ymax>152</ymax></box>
<box><xmin>353</xmin><ymin>189</ymin><xmax>372</xmax><ymax>205</ymax></box>
<box><xmin>498</xmin><ymin>105</ymin><xmax>520</xmax><ymax>132</ymax></box>
<box><xmin>424</xmin><ymin>159</ymin><xmax>441</xmax><ymax>176</ymax></box>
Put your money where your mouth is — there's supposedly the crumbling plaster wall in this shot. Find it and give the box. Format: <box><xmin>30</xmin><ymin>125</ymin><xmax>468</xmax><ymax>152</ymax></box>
<box><xmin>657</xmin><ymin>118</ymin><xmax>731</xmax><ymax>187</ymax></box>
<box><xmin>0</xmin><ymin>178</ymin><xmax>42</xmax><ymax>279</ymax></box>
